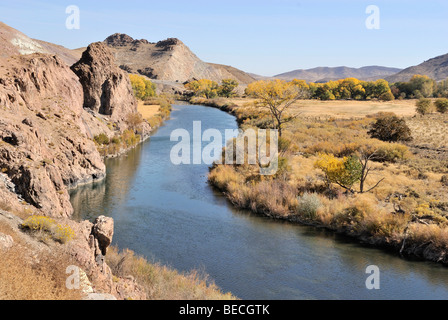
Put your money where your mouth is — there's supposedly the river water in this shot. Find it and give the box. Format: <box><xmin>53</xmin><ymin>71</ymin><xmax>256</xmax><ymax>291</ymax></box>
<box><xmin>70</xmin><ymin>104</ymin><xmax>448</xmax><ymax>300</ymax></box>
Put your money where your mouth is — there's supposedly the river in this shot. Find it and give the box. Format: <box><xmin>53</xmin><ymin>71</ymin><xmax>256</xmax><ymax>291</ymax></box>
<box><xmin>70</xmin><ymin>104</ymin><xmax>448</xmax><ymax>300</ymax></box>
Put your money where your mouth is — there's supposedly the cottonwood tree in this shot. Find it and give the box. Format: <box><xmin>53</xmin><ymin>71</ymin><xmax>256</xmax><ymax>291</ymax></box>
<box><xmin>314</xmin><ymin>150</ymin><xmax>385</xmax><ymax>194</ymax></box>
<box><xmin>245</xmin><ymin>80</ymin><xmax>309</xmax><ymax>137</ymax></box>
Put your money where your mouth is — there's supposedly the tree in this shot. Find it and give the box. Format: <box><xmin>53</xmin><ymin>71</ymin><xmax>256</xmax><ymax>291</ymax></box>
<box><xmin>415</xmin><ymin>98</ymin><xmax>433</xmax><ymax>115</ymax></box>
<box><xmin>409</xmin><ymin>75</ymin><xmax>435</xmax><ymax>98</ymax></box>
<box><xmin>129</xmin><ymin>74</ymin><xmax>156</xmax><ymax>100</ymax></box>
<box><xmin>368</xmin><ymin>113</ymin><xmax>413</xmax><ymax>142</ymax></box>
<box><xmin>435</xmin><ymin>98</ymin><xmax>448</xmax><ymax>114</ymax></box>
<box><xmin>245</xmin><ymin>80</ymin><xmax>308</xmax><ymax>137</ymax></box>
<box><xmin>315</xmin><ymin>152</ymin><xmax>385</xmax><ymax>194</ymax></box>
<box><xmin>314</xmin><ymin>153</ymin><xmax>362</xmax><ymax>193</ymax></box>
<box><xmin>218</xmin><ymin>79</ymin><xmax>239</xmax><ymax>98</ymax></box>
<box><xmin>185</xmin><ymin>79</ymin><xmax>219</xmax><ymax>99</ymax></box>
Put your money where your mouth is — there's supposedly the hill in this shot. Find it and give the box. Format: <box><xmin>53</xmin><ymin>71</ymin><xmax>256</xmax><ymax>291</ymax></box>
<box><xmin>103</xmin><ymin>33</ymin><xmax>255</xmax><ymax>85</ymax></box>
<box><xmin>275</xmin><ymin>66</ymin><xmax>402</xmax><ymax>82</ymax></box>
<box><xmin>386</xmin><ymin>53</ymin><xmax>448</xmax><ymax>83</ymax></box>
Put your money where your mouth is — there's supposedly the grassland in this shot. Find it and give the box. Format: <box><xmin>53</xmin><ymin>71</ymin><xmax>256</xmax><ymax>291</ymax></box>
<box><xmin>197</xmin><ymin>97</ymin><xmax>448</xmax><ymax>265</ymax></box>
<box><xmin>137</xmin><ymin>100</ymin><xmax>160</xmax><ymax>120</ymax></box>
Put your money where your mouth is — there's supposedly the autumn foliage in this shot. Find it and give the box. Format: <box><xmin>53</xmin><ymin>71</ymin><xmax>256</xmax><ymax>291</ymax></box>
<box><xmin>129</xmin><ymin>74</ymin><xmax>156</xmax><ymax>100</ymax></box>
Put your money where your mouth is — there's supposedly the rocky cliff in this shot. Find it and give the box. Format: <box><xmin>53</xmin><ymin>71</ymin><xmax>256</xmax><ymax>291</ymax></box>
<box><xmin>0</xmin><ymin>53</ymin><xmax>105</xmax><ymax>217</ymax></box>
<box><xmin>0</xmin><ymin>34</ymin><xmax>151</xmax><ymax>218</ymax></box>
<box><xmin>104</xmin><ymin>33</ymin><xmax>255</xmax><ymax>86</ymax></box>
<box><xmin>0</xmin><ymin>23</ymin><xmax>152</xmax><ymax>300</ymax></box>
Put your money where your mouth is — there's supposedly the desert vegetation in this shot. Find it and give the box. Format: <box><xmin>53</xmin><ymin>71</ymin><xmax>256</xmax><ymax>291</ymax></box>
<box><xmin>106</xmin><ymin>246</ymin><xmax>237</xmax><ymax>300</ymax></box>
<box><xmin>204</xmin><ymin>80</ymin><xmax>448</xmax><ymax>264</ymax></box>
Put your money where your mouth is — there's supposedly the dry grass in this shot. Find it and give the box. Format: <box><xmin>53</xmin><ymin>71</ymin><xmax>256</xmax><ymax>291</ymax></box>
<box><xmin>107</xmin><ymin>246</ymin><xmax>237</xmax><ymax>300</ymax></box>
<box><xmin>0</xmin><ymin>246</ymin><xmax>82</xmax><ymax>300</ymax></box>
<box><xmin>407</xmin><ymin>114</ymin><xmax>448</xmax><ymax>150</ymax></box>
<box><xmin>228</xmin><ymin>98</ymin><xmax>418</xmax><ymax>119</ymax></box>
<box><xmin>137</xmin><ymin>100</ymin><xmax>160</xmax><ymax>120</ymax></box>
<box><xmin>207</xmin><ymin>97</ymin><xmax>448</xmax><ymax>261</ymax></box>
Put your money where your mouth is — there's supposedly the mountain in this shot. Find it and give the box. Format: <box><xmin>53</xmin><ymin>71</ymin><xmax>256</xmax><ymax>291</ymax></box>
<box><xmin>103</xmin><ymin>33</ymin><xmax>255</xmax><ymax>85</ymax></box>
<box><xmin>0</xmin><ymin>22</ymin><xmax>81</xmax><ymax>65</ymax></box>
<box><xmin>274</xmin><ymin>66</ymin><xmax>403</xmax><ymax>83</ymax></box>
<box><xmin>386</xmin><ymin>53</ymin><xmax>448</xmax><ymax>83</ymax></box>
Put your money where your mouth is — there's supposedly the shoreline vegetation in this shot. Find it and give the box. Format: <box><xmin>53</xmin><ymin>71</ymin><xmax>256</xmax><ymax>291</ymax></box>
<box><xmin>187</xmin><ymin>95</ymin><xmax>448</xmax><ymax>266</ymax></box>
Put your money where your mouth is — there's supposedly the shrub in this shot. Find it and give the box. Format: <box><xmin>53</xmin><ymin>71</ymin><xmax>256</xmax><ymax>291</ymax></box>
<box><xmin>435</xmin><ymin>98</ymin><xmax>448</xmax><ymax>114</ymax></box>
<box><xmin>376</xmin><ymin>143</ymin><xmax>411</xmax><ymax>162</ymax></box>
<box><xmin>314</xmin><ymin>153</ymin><xmax>362</xmax><ymax>192</ymax></box>
<box><xmin>21</xmin><ymin>216</ymin><xmax>75</xmax><ymax>244</ymax></box>
<box><xmin>297</xmin><ymin>193</ymin><xmax>322</xmax><ymax>220</ymax></box>
<box><xmin>126</xmin><ymin>113</ymin><xmax>144</xmax><ymax>130</ymax></box>
<box><xmin>52</xmin><ymin>224</ymin><xmax>75</xmax><ymax>244</ymax></box>
<box><xmin>94</xmin><ymin>133</ymin><xmax>110</xmax><ymax>145</ymax></box>
<box><xmin>416</xmin><ymin>98</ymin><xmax>433</xmax><ymax>115</ymax></box>
<box><xmin>379</xmin><ymin>91</ymin><xmax>395</xmax><ymax>101</ymax></box>
<box><xmin>21</xmin><ymin>216</ymin><xmax>55</xmax><ymax>232</ymax></box>
<box><xmin>368</xmin><ymin>114</ymin><xmax>413</xmax><ymax>142</ymax></box>
<box><xmin>122</xmin><ymin>129</ymin><xmax>140</xmax><ymax>148</ymax></box>
<box><xmin>441</xmin><ymin>175</ymin><xmax>448</xmax><ymax>187</ymax></box>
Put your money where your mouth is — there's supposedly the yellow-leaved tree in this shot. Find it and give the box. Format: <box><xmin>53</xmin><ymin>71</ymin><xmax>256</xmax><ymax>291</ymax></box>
<box><xmin>245</xmin><ymin>80</ymin><xmax>308</xmax><ymax>137</ymax></box>
<box><xmin>129</xmin><ymin>74</ymin><xmax>156</xmax><ymax>100</ymax></box>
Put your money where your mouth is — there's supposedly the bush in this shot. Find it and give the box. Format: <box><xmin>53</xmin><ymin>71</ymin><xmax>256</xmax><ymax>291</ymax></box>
<box><xmin>314</xmin><ymin>153</ymin><xmax>362</xmax><ymax>192</ymax></box>
<box><xmin>368</xmin><ymin>114</ymin><xmax>413</xmax><ymax>142</ymax></box>
<box><xmin>297</xmin><ymin>193</ymin><xmax>322</xmax><ymax>220</ymax></box>
<box><xmin>376</xmin><ymin>143</ymin><xmax>411</xmax><ymax>162</ymax></box>
<box><xmin>416</xmin><ymin>98</ymin><xmax>433</xmax><ymax>115</ymax></box>
<box><xmin>435</xmin><ymin>98</ymin><xmax>448</xmax><ymax>114</ymax></box>
<box><xmin>94</xmin><ymin>133</ymin><xmax>110</xmax><ymax>145</ymax></box>
<box><xmin>21</xmin><ymin>216</ymin><xmax>75</xmax><ymax>244</ymax></box>
<box><xmin>379</xmin><ymin>91</ymin><xmax>395</xmax><ymax>101</ymax></box>
<box><xmin>126</xmin><ymin>113</ymin><xmax>144</xmax><ymax>130</ymax></box>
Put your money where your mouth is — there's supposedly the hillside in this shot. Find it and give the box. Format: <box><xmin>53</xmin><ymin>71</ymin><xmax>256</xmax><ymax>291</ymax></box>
<box><xmin>0</xmin><ymin>22</ymin><xmax>81</xmax><ymax>66</ymax></box>
<box><xmin>103</xmin><ymin>33</ymin><xmax>255</xmax><ymax>85</ymax></box>
<box><xmin>386</xmin><ymin>53</ymin><xmax>448</xmax><ymax>82</ymax></box>
<box><xmin>275</xmin><ymin>66</ymin><xmax>402</xmax><ymax>82</ymax></box>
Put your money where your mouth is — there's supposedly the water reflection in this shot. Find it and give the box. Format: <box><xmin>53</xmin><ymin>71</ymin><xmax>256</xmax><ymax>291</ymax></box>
<box><xmin>70</xmin><ymin>104</ymin><xmax>448</xmax><ymax>300</ymax></box>
<box><xmin>70</xmin><ymin>145</ymin><xmax>143</xmax><ymax>221</ymax></box>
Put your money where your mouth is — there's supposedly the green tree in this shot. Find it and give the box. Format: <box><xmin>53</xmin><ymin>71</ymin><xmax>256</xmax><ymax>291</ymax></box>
<box><xmin>218</xmin><ymin>79</ymin><xmax>239</xmax><ymax>98</ymax></box>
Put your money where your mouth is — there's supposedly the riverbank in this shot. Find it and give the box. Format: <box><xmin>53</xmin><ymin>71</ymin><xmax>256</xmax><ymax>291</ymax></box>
<box><xmin>190</xmin><ymin>97</ymin><xmax>448</xmax><ymax>267</ymax></box>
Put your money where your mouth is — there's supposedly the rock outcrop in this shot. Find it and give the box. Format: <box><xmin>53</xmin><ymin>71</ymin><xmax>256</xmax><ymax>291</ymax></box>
<box><xmin>66</xmin><ymin>215</ymin><xmax>146</xmax><ymax>300</ymax></box>
<box><xmin>103</xmin><ymin>33</ymin><xmax>256</xmax><ymax>87</ymax></box>
<box><xmin>0</xmin><ymin>53</ymin><xmax>106</xmax><ymax>217</ymax></box>
<box><xmin>71</xmin><ymin>42</ymin><xmax>151</xmax><ymax>136</ymax></box>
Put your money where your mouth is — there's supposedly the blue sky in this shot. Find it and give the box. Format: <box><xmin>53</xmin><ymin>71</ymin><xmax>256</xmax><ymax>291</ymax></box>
<box><xmin>1</xmin><ymin>0</ymin><xmax>447</xmax><ymax>76</ymax></box>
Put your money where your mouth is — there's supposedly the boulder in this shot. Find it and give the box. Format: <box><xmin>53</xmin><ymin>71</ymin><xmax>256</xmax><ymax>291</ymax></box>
<box><xmin>0</xmin><ymin>232</ymin><xmax>13</xmax><ymax>250</ymax></box>
<box><xmin>92</xmin><ymin>216</ymin><xmax>114</xmax><ymax>255</ymax></box>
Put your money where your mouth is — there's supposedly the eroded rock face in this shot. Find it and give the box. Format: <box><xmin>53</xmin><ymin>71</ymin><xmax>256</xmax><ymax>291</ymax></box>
<box><xmin>71</xmin><ymin>42</ymin><xmax>139</xmax><ymax>126</ymax></box>
<box><xmin>66</xmin><ymin>215</ymin><xmax>146</xmax><ymax>300</ymax></box>
<box><xmin>92</xmin><ymin>216</ymin><xmax>114</xmax><ymax>256</ymax></box>
<box><xmin>0</xmin><ymin>54</ymin><xmax>106</xmax><ymax>217</ymax></box>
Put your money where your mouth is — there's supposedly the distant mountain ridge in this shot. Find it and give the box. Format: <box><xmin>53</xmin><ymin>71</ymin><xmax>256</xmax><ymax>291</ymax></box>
<box><xmin>386</xmin><ymin>53</ymin><xmax>448</xmax><ymax>83</ymax></box>
<box><xmin>274</xmin><ymin>66</ymin><xmax>403</xmax><ymax>83</ymax></box>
